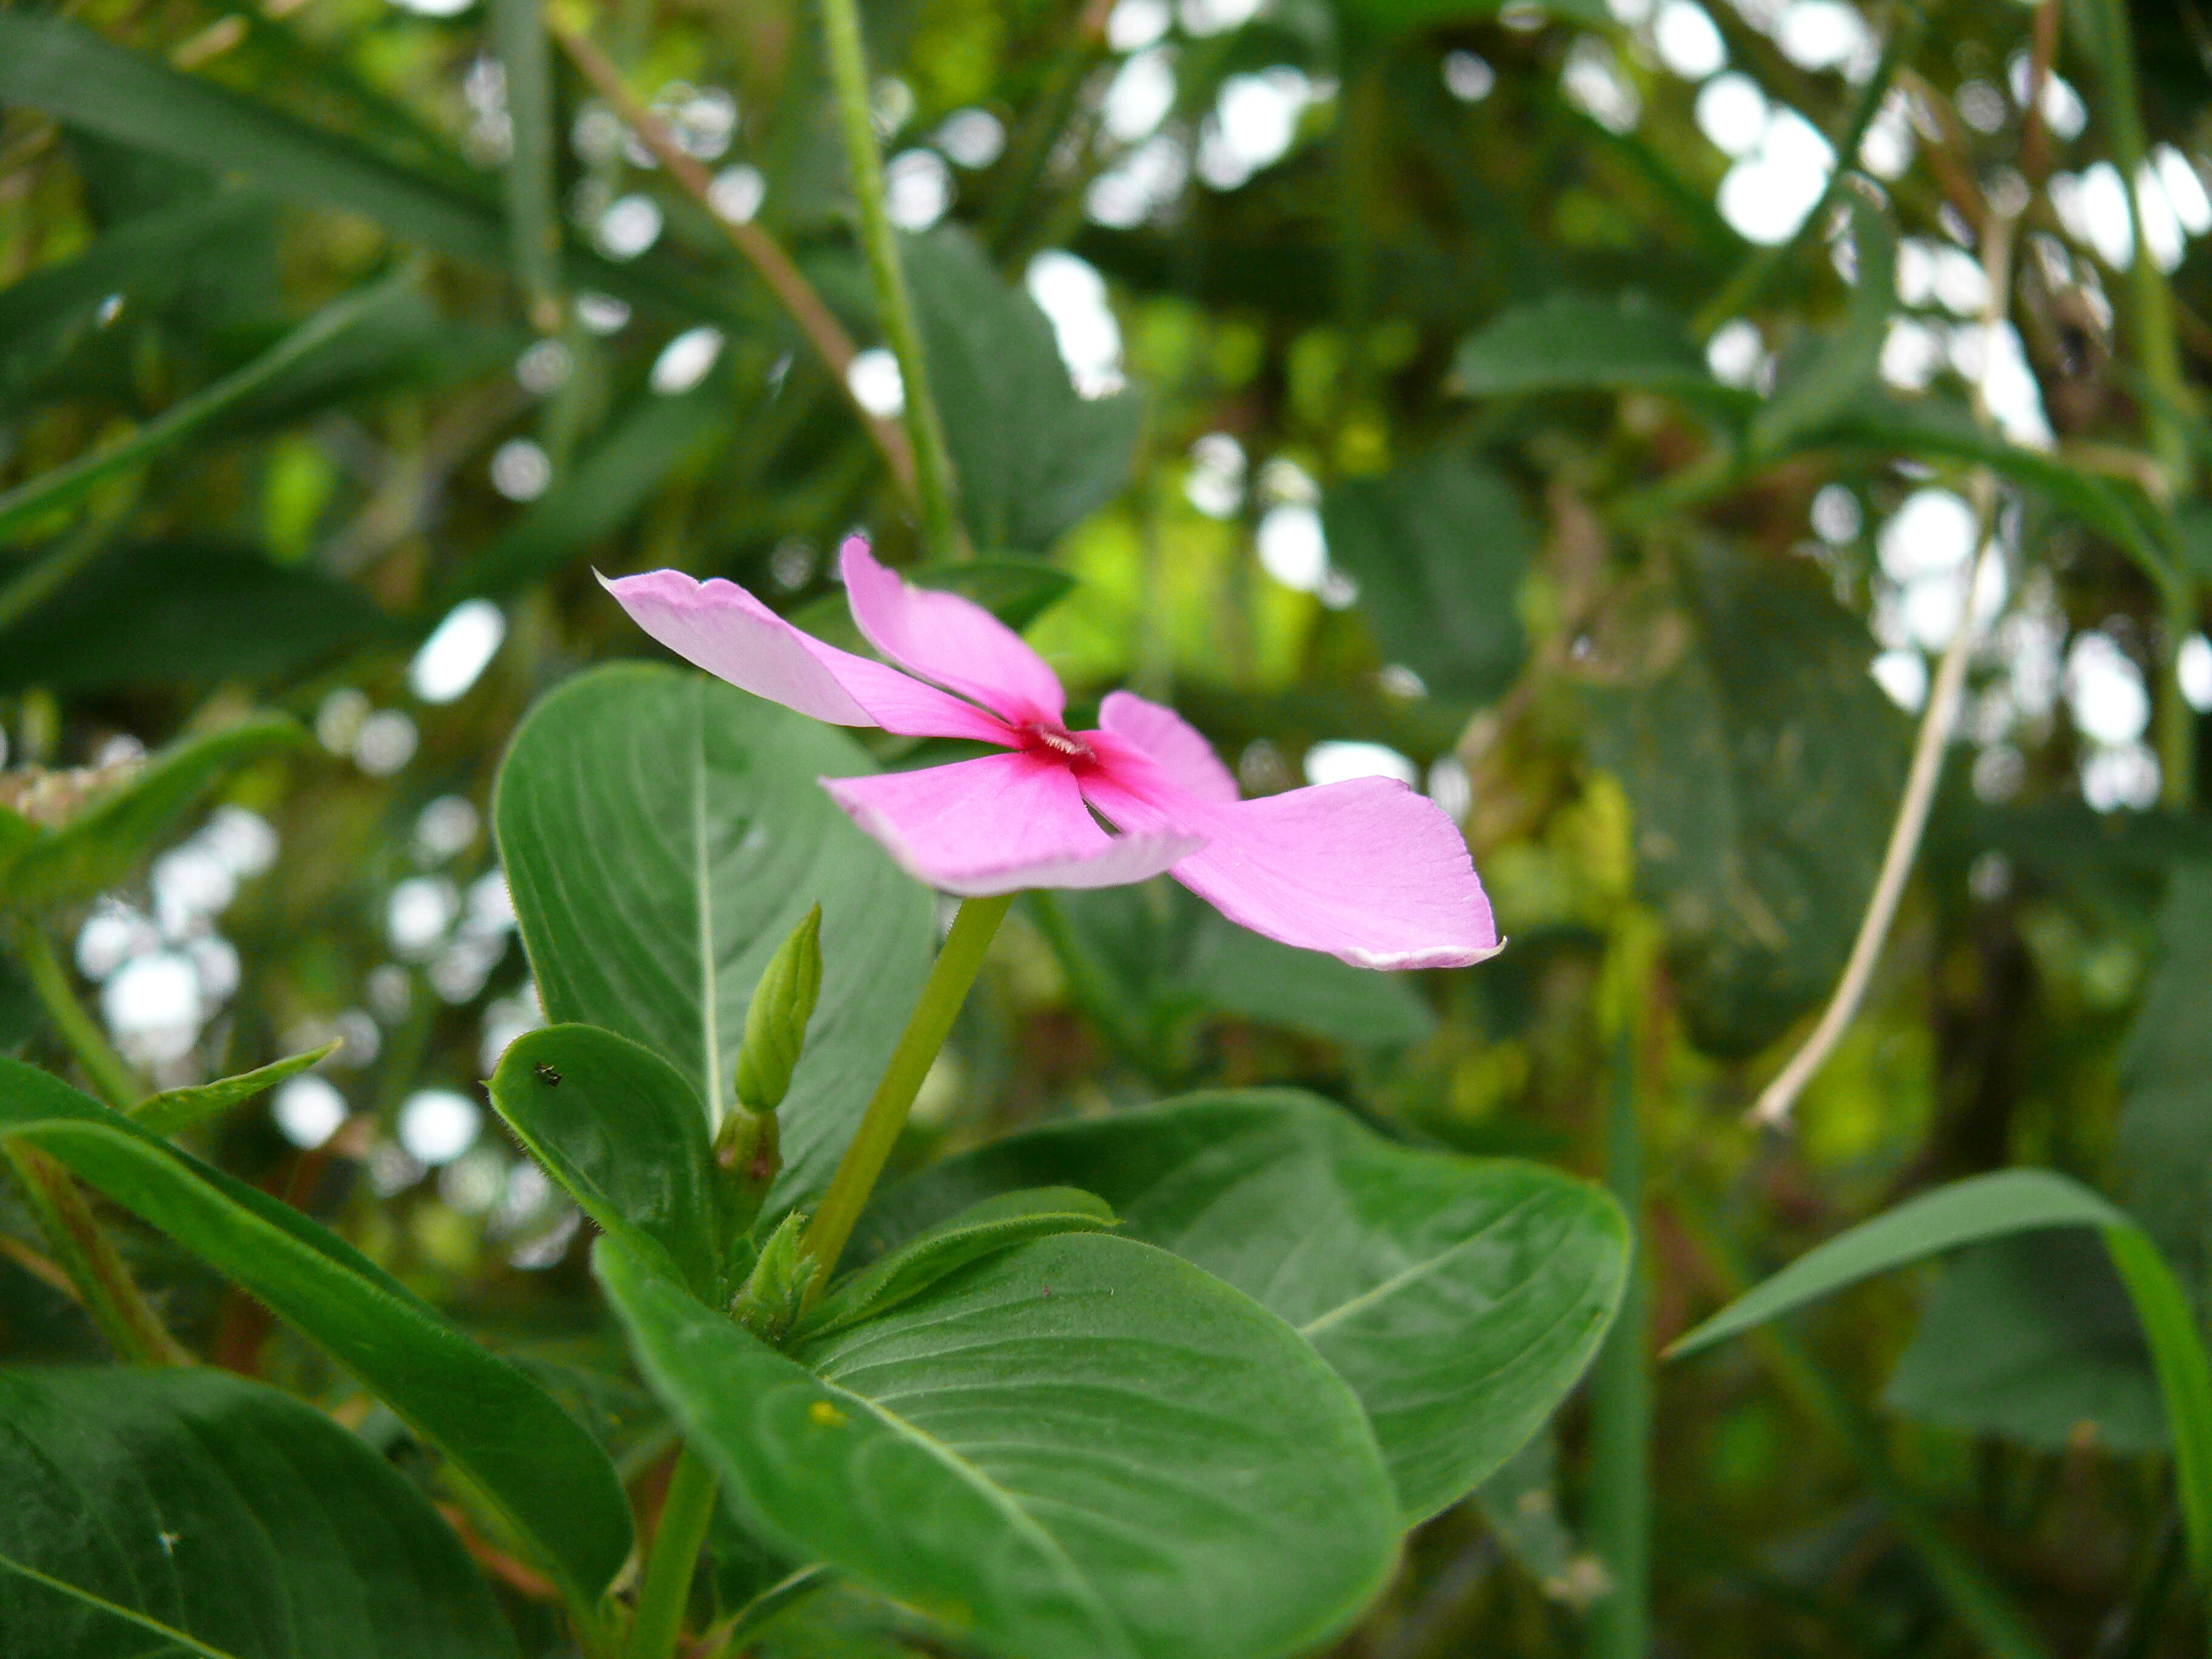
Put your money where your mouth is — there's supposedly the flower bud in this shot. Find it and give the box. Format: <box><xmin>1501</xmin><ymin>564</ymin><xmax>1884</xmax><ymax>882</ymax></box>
<box><xmin>731</xmin><ymin>1209</ymin><xmax>818</xmax><ymax>1344</ymax></box>
<box><xmin>733</xmin><ymin>904</ymin><xmax>822</xmax><ymax>1116</ymax></box>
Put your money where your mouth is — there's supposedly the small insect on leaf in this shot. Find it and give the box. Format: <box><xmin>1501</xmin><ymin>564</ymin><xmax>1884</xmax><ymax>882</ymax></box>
<box><xmin>534</xmin><ymin>1062</ymin><xmax>561</xmax><ymax>1087</ymax></box>
<box><xmin>808</xmin><ymin>1399</ymin><xmax>847</xmax><ymax>1429</ymax></box>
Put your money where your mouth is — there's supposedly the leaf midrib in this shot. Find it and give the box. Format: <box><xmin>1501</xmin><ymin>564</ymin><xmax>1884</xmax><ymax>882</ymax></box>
<box><xmin>691</xmin><ymin>683</ymin><xmax>721</xmax><ymax>1127</ymax></box>
<box><xmin>0</xmin><ymin>1550</ymin><xmax>243</xmax><ymax>1659</ymax></box>
<box><xmin>830</xmin><ymin>1378</ymin><xmax>1142</xmax><ymax>1659</ymax></box>
<box><xmin>1296</xmin><ymin>1191</ymin><xmax>1549</xmax><ymax>1339</ymax></box>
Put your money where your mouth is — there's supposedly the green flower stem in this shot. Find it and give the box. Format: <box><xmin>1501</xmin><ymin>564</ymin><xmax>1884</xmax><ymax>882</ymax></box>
<box><xmin>623</xmin><ymin>1444</ymin><xmax>720</xmax><ymax>1659</ymax></box>
<box><xmin>1583</xmin><ymin>1025</ymin><xmax>1650</xmax><ymax>1659</ymax></box>
<box><xmin>814</xmin><ymin>0</ymin><xmax>965</xmax><ymax>561</ymax></box>
<box><xmin>15</xmin><ymin>918</ymin><xmax>141</xmax><ymax>1111</ymax></box>
<box><xmin>800</xmin><ymin>893</ymin><xmax>1013</xmax><ymax>1293</ymax></box>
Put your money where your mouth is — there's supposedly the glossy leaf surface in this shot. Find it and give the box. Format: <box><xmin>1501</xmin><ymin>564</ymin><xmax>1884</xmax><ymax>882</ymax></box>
<box><xmin>494</xmin><ymin>665</ymin><xmax>934</xmax><ymax>1204</ymax></box>
<box><xmin>868</xmin><ymin>1089</ymin><xmax>1629</xmax><ymax>1521</ymax></box>
<box><xmin>0</xmin><ymin>1057</ymin><xmax>632</xmax><ymax>1604</ymax></box>
<box><xmin>0</xmin><ymin>1366</ymin><xmax>513</xmax><ymax>1659</ymax></box>
<box><xmin>487</xmin><ymin>1022</ymin><xmax>718</xmax><ymax>1295</ymax></box>
<box><xmin>600</xmin><ymin>1230</ymin><xmax>1401</xmax><ymax>1659</ymax></box>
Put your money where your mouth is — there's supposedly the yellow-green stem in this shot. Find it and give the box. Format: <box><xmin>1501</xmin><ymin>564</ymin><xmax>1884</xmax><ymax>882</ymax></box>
<box><xmin>814</xmin><ymin>0</ymin><xmax>965</xmax><ymax>561</ymax></box>
<box><xmin>623</xmin><ymin>1444</ymin><xmax>720</xmax><ymax>1659</ymax></box>
<box><xmin>799</xmin><ymin>893</ymin><xmax>1013</xmax><ymax>1293</ymax></box>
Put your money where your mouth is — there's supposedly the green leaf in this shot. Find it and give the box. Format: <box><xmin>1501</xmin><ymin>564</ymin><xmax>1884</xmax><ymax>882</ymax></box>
<box><xmin>0</xmin><ymin>1056</ymin><xmax>633</xmax><ymax>1606</ymax></box>
<box><xmin>0</xmin><ymin>273</ymin><xmax>413</xmax><ymax>543</ymax></box>
<box><xmin>1472</xmin><ymin>1430</ymin><xmax>1602</xmax><ymax>1606</ymax></box>
<box><xmin>2117</xmin><ymin>862</ymin><xmax>2212</xmax><ymax>1307</ymax></box>
<box><xmin>493</xmin><ymin>665</ymin><xmax>934</xmax><ymax>1204</ymax></box>
<box><xmin>0</xmin><ymin>191</ymin><xmax>270</xmax><ymax>406</ymax></box>
<box><xmin>1748</xmin><ymin>191</ymin><xmax>1896</xmax><ymax>458</ymax></box>
<box><xmin>133</xmin><ymin>1041</ymin><xmax>341</xmax><ymax>1138</ymax></box>
<box><xmin>441</xmin><ymin>387</ymin><xmax>729</xmax><ymax>600</ymax></box>
<box><xmin>1668</xmin><ymin>1170</ymin><xmax>2128</xmax><ymax>1358</ymax></box>
<box><xmin>867</xmin><ymin>1089</ymin><xmax>1628</xmax><ymax>1521</ymax></box>
<box><xmin>486</xmin><ymin>1023</ymin><xmax>719</xmax><ymax>1297</ymax></box>
<box><xmin>1582</xmin><ymin>543</ymin><xmax>1908</xmax><ymax>1055</ymax></box>
<box><xmin>1322</xmin><ymin>451</ymin><xmax>1533</xmax><ymax>703</ymax></box>
<box><xmin>1883</xmin><ymin>1231</ymin><xmax>2165</xmax><ymax>1454</ymax></box>
<box><xmin>599</xmin><ymin>1228</ymin><xmax>1402</xmax><ymax>1659</ymax></box>
<box><xmin>0</xmin><ymin>1366</ymin><xmax>514</xmax><ymax>1659</ymax></box>
<box><xmin>1451</xmin><ymin>293</ymin><xmax>1734</xmax><ymax>404</ymax></box>
<box><xmin>796</xmin><ymin>1187</ymin><xmax>1118</xmax><ymax>1341</ymax></box>
<box><xmin>0</xmin><ymin>543</ymin><xmax>388</xmax><ymax>692</ymax></box>
<box><xmin>0</xmin><ymin>13</ymin><xmax>734</xmax><ymax>326</ymax></box>
<box><xmin>4</xmin><ymin>714</ymin><xmax>302</xmax><ymax>911</ymax></box>
<box><xmin>904</xmin><ymin>226</ymin><xmax>1145</xmax><ymax>552</ymax></box>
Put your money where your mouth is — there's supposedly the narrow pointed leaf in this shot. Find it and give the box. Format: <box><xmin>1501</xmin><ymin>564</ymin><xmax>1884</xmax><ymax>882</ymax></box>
<box><xmin>133</xmin><ymin>1041</ymin><xmax>341</xmax><ymax>1137</ymax></box>
<box><xmin>0</xmin><ymin>1057</ymin><xmax>632</xmax><ymax>1604</ymax></box>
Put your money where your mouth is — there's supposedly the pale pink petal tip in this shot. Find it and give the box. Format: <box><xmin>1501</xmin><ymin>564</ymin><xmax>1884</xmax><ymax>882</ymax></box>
<box><xmin>821</xmin><ymin>756</ymin><xmax>1201</xmax><ymax>898</ymax></box>
<box><xmin>1081</xmin><ymin>766</ymin><xmax>1500</xmax><ymax>970</ymax></box>
<box><xmin>838</xmin><ymin>539</ymin><xmax>1068</xmax><ymax>729</ymax></box>
<box><xmin>598</xmin><ymin>568</ymin><xmax>873</xmax><ymax>726</ymax></box>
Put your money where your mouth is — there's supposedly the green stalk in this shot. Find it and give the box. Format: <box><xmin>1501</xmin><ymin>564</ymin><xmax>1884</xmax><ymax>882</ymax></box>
<box><xmin>1584</xmin><ymin>1027</ymin><xmax>1651</xmax><ymax>1659</ymax></box>
<box><xmin>813</xmin><ymin>0</ymin><xmax>964</xmax><ymax>561</ymax></box>
<box><xmin>799</xmin><ymin>893</ymin><xmax>1013</xmax><ymax>1291</ymax></box>
<box><xmin>14</xmin><ymin>919</ymin><xmax>141</xmax><ymax>1111</ymax></box>
<box><xmin>623</xmin><ymin>1445</ymin><xmax>720</xmax><ymax>1659</ymax></box>
<box><xmin>491</xmin><ymin>0</ymin><xmax>561</xmax><ymax>334</ymax></box>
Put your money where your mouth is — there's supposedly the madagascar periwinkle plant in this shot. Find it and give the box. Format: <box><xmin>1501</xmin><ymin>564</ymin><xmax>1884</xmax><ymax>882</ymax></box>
<box><xmin>17</xmin><ymin>0</ymin><xmax>2212</xmax><ymax>1649</ymax></box>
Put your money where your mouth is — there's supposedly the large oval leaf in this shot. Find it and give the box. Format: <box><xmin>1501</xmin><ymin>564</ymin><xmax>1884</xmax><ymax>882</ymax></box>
<box><xmin>0</xmin><ymin>1367</ymin><xmax>514</xmax><ymax>1659</ymax></box>
<box><xmin>868</xmin><ymin>1090</ymin><xmax>1629</xmax><ymax>1522</ymax></box>
<box><xmin>494</xmin><ymin>665</ymin><xmax>934</xmax><ymax>1205</ymax></box>
<box><xmin>598</xmin><ymin>1231</ymin><xmax>1401</xmax><ymax>1659</ymax></box>
<box><xmin>0</xmin><ymin>1057</ymin><xmax>631</xmax><ymax>1606</ymax></box>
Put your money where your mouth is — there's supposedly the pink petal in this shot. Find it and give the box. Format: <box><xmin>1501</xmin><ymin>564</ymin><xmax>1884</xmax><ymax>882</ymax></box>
<box><xmin>822</xmin><ymin>752</ymin><xmax>1201</xmax><ymax>897</ymax></box>
<box><xmin>839</xmin><ymin>538</ymin><xmax>1067</xmax><ymax>729</ymax></box>
<box><xmin>1082</xmin><ymin>759</ymin><xmax>1501</xmax><ymax>970</ymax></box>
<box><xmin>602</xmin><ymin>570</ymin><xmax>1015</xmax><ymax>745</ymax></box>
<box><xmin>1099</xmin><ymin>691</ymin><xmax>1240</xmax><ymax>804</ymax></box>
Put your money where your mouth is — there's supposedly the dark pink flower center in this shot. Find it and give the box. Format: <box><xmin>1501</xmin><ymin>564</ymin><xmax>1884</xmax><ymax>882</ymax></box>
<box><xmin>1020</xmin><ymin>722</ymin><xmax>1095</xmax><ymax>766</ymax></box>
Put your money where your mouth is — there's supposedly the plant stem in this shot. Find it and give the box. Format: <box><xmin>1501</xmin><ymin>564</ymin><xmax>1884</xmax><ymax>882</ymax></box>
<box><xmin>813</xmin><ymin>0</ymin><xmax>965</xmax><ymax>561</ymax></box>
<box><xmin>1751</xmin><ymin>207</ymin><xmax>2017</xmax><ymax>1127</ymax></box>
<box><xmin>799</xmin><ymin>893</ymin><xmax>1012</xmax><ymax>1292</ymax></box>
<box><xmin>491</xmin><ymin>0</ymin><xmax>561</xmax><ymax>334</ymax></box>
<box><xmin>1585</xmin><ymin>1025</ymin><xmax>1651</xmax><ymax>1659</ymax></box>
<box><xmin>547</xmin><ymin>21</ymin><xmax>918</xmax><ymax>507</ymax></box>
<box><xmin>623</xmin><ymin>1444</ymin><xmax>719</xmax><ymax>1659</ymax></box>
<box><xmin>5</xmin><ymin>1145</ymin><xmax>189</xmax><ymax>1366</ymax></box>
<box><xmin>15</xmin><ymin>919</ymin><xmax>141</xmax><ymax>1111</ymax></box>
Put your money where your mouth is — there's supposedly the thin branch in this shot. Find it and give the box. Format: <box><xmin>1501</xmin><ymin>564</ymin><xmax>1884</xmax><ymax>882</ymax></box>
<box><xmin>546</xmin><ymin>19</ymin><xmax>918</xmax><ymax>505</ymax></box>
<box><xmin>1751</xmin><ymin>210</ymin><xmax>2020</xmax><ymax>1128</ymax></box>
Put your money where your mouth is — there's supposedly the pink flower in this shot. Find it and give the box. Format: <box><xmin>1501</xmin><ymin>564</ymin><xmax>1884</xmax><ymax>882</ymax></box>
<box><xmin>603</xmin><ymin>539</ymin><xmax>1500</xmax><ymax>970</ymax></box>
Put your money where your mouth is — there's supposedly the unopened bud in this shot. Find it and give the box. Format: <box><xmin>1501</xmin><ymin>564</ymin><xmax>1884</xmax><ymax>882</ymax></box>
<box><xmin>731</xmin><ymin>1209</ymin><xmax>817</xmax><ymax>1344</ymax></box>
<box><xmin>733</xmin><ymin>905</ymin><xmax>822</xmax><ymax>1116</ymax></box>
<box><xmin>712</xmin><ymin>1102</ymin><xmax>782</xmax><ymax>1254</ymax></box>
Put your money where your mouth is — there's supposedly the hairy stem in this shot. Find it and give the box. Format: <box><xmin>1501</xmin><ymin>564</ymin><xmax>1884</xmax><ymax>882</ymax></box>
<box><xmin>814</xmin><ymin>0</ymin><xmax>965</xmax><ymax>561</ymax></box>
<box><xmin>623</xmin><ymin>1445</ymin><xmax>719</xmax><ymax>1659</ymax></box>
<box><xmin>548</xmin><ymin>19</ymin><xmax>917</xmax><ymax>504</ymax></box>
<box><xmin>5</xmin><ymin>1145</ymin><xmax>189</xmax><ymax>1366</ymax></box>
<box><xmin>800</xmin><ymin>893</ymin><xmax>1013</xmax><ymax>1292</ymax></box>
